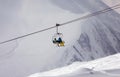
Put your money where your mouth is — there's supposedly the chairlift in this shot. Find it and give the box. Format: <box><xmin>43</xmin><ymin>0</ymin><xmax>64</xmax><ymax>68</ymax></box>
<box><xmin>52</xmin><ymin>24</ymin><xmax>65</xmax><ymax>47</ymax></box>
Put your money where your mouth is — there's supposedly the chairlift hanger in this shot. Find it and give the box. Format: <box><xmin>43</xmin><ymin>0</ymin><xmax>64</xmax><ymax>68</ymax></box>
<box><xmin>52</xmin><ymin>24</ymin><xmax>65</xmax><ymax>47</ymax></box>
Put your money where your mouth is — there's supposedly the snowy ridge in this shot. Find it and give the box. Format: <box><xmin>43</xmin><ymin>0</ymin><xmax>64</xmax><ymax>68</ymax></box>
<box><xmin>28</xmin><ymin>53</ymin><xmax>120</xmax><ymax>77</ymax></box>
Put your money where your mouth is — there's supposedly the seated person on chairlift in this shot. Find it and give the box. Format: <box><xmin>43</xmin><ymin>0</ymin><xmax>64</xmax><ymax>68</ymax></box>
<box><xmin>53</xmin><ymin>37</ymin><xmax>62</xmax><ymax>44</ymax></box>
<box><xmin>56</xmin><ymin>37</ymin><xmax>62</xmax><ymax>43</ymax></box>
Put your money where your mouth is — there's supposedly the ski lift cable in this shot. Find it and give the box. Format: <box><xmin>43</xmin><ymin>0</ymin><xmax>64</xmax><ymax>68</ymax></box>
<box><xmin>0</xmin><ymin>3</ymin><xmax>120</xmax><ymax>45</ymax></box>
<box><xmin>0</xmin><ymin>26</ymin><xmax>56</xmax><ymax>44</ymax></box>
<box><xmin>60</xmin><ymin>3</ymin><xmax>120</xmax><ymax>26</ymax></box>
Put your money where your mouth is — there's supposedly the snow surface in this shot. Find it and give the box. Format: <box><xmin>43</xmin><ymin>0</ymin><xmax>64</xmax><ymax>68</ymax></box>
<box><xmin>28</xmin><ymin>53</ymin><xmax>120</xmax><ymax>77</ymax></box>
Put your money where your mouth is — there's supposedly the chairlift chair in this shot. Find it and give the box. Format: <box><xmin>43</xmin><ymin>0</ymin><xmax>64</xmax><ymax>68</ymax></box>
<box><xmin>52</xmin><ymin>24</ymin><xmax>65</xmax><ymax>47</ymax></box>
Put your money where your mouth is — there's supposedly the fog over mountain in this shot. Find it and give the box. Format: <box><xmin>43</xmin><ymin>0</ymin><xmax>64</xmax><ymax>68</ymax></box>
<box><xmin>0</xmin><ymin>0</ymin><xmax>120</xmax><ymax>77</ymax></box>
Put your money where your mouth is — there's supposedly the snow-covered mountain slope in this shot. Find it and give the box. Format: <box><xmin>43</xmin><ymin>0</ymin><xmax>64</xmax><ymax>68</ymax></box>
<box><xmin>1</xmin><ymin>0</ymin><xmax>120</xmax><ymax>77</ymax></box>
<box><xmin>51</xmin><ymin>0</ymin><xmax>120</xmax><ymax>66</ymax></box>
<box><xmin>28</xmin><ymin>53</ymin><xmax>120</xmax><ymax>77</ymax></box>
